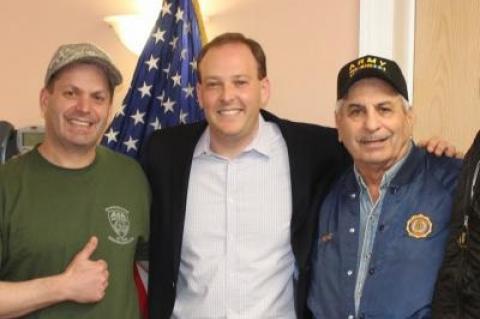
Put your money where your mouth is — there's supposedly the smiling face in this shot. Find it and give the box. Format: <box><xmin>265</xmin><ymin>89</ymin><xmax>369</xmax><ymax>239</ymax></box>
<box><xmin>196</xmin><ymin>42</ymin><xmax>270</xmax><ymax>154</ymax></box>
<box><xmin>40</xmin><ymin>63</ymin><xmax>112</xmax><ymax>156</ymax></box>
<box><xmin>335</xmin><ymin>78</ymin><xmax>414</xmax><ymax>172</ymax></box>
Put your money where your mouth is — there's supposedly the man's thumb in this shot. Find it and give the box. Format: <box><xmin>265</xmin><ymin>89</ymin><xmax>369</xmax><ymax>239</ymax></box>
<box><xmin>75</xmin><ymin>236</ymin><xmax>98</xmax><ymax>260</ymax></box>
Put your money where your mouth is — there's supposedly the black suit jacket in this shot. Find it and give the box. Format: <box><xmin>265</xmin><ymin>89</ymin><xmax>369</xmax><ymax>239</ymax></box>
<box><xmin>142</xmin><ymin>110</ymin><xmax>351</xmax><ymax>318</ymax></box>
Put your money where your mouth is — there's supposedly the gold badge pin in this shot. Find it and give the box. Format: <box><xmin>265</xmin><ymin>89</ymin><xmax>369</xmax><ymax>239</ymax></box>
<box><xmin>406</xmin><ymin>213</ymin><xmax>433</xmax><ymax>238</ymax></box>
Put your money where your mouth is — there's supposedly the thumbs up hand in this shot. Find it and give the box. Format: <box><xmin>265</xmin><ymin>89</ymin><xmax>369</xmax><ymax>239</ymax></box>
<box><xmin>61</xmin><ymin>236</ymin><xmax>109</xmax><ymax>303</ymax></box>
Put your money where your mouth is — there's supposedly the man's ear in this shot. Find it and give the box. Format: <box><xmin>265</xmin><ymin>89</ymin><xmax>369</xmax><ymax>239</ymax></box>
<box><xmin>260</xmin><ymin>77</ymin><xmax>271</xmax><ymax>107</ymax></box>
<box><xmin>408</xmin><ymin>108</ymin><xmax>416</xmax><ymax>125</ymax></box>
<box><xmin>406</xmin><ymin>107</ymin><xmax>416</xmax><ymax>132</ymax></box>
<box><xmin>196</xmin><ymin>82</ymin><xmax>204</xmax><ymax>109</ymax></box>
<box><xmin>334</xmin><ymin>111</ymin><xmax>343</xmax><ymax>142</ymax></box>
<box><xmin>39</xmin><ymin>88</ymin><xmax>49</xmax><ymax>117</ymax></box>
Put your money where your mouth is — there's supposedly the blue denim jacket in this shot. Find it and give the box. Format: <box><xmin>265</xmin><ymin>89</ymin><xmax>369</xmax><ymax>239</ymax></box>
<box><xmin>307</xmin><ymin>146</ymin><xmax>462</xmax><ymax>319</ymax></box>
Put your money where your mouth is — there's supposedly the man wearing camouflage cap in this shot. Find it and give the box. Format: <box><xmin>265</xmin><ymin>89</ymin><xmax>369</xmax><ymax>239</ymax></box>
<box><xmin>0</xmin><ymin>43</ymin><xmax>149</xmax><ymax>318</ymax></box>
<box><xmin>307</xmin><ymin>55</ymin><xmax>462</xmax><ymax>318</ymax></box>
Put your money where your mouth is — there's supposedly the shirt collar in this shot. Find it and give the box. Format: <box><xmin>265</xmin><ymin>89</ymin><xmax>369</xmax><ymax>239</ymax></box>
<box><xmin>193</xmin><ymin>114</ymin><xmax>272</xmax><ymax>159</ymax></box>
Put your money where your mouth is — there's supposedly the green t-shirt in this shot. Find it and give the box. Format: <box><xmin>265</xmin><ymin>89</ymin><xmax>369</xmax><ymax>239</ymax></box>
<box><xmin>0</xmin><ymin>146</ymin><xmax>150</xmax><ymax>319</ymax></box>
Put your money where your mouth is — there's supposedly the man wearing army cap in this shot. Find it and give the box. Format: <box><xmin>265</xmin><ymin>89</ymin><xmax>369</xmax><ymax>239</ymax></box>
<box><xmin>307</xmin><ymin>55</ymin><xmax>462</xmax><ymax>318</ymax></box>
<box><xmin>0</xmin><ymin>43</ymin><xmax>149</xmax><ymax>318</ymax></box>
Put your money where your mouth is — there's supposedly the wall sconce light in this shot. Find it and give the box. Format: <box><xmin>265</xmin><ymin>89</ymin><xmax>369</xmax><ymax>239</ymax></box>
<box><xmin>104</xmin><ymin>14</ymin><xmax>155</xmax><ymax>55</ymax></box>
<box><xmin>105</xmin><ymin>0</ymin><xmax>210</xmax><ymax>55</ymax></box>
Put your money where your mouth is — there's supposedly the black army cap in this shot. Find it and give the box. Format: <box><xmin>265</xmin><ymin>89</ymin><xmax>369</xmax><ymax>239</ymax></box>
<box><xmin>337</xmin><ymin>55</ymin><xmax>408</xmax><ymax>101</ymax></box>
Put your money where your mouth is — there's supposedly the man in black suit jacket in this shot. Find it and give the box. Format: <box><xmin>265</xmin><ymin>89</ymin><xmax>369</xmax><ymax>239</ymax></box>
<box><xmin>142</xmin><ymin>32</ymin><xmax>351</xmax><ymax>318</ymax></box>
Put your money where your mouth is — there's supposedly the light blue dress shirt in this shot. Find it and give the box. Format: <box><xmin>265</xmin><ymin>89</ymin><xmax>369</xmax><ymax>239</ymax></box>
<box><xmin>172</xmin><ymin>115</ymin><xmax>296</xmax><ymax>319</ymax></box>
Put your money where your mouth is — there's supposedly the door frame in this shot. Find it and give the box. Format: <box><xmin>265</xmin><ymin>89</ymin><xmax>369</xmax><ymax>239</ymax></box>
<box><xmin>359</xmin><ymin>0</ymin><xmax>415</xmax><ymax>100</ymax></box>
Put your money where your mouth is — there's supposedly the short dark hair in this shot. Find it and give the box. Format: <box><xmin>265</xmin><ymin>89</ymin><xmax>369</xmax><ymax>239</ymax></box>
<box><xmin>45</xmin><ymin>62</ymin><xmax>115</xmax><ymax>101</ymax></box>
<box><xmin>197</xmin><ymin>32</ymin><xmax>267</xmax><ymax>82</ymax></box>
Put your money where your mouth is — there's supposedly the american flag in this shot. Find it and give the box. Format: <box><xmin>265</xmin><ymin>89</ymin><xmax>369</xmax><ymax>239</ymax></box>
<box><xmin>102</xmin><ymin>0</ymin><xmax>206</xmax><ymax>159</ymax></box>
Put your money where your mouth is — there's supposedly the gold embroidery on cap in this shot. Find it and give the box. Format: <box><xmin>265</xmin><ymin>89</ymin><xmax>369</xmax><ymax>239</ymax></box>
<box><xmin>406</xmin><ymin>213</ymin><xmax>432</xmax><ymax>238</ymax></box>
<box><xmin>348</xmin><ymin>58</ymin><xmax>387</xmax><ymax>78</ymax></box>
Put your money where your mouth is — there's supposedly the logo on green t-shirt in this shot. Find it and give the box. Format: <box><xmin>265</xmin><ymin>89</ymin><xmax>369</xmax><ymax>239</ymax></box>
<box><xmin>106</xmin><ymin>206</ymin><xmax>135</xmax><ymax>245</ymax></box>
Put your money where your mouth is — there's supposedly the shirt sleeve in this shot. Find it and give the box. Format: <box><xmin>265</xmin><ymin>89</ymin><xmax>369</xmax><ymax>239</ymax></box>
<box><xmin>0</xmin><ymin>168</ymin><xmax>5</xmax><ymax>271</ymax></box>
<box><xmin>135</xmin><ymin>167</ymin><xmax>150</xmax><ymax>262</ymax></box>
<box><xmin>135</xmin><ymin>237</ymin><xmax>149</xmax><ymax>261</ymax></box>
<box><xmin>0</xmin><ymin>228</ymin><xmax>3</xmax><ymax>271</ymax></box>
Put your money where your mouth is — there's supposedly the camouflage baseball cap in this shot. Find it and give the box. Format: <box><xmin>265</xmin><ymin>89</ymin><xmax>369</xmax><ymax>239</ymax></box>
<box><xmin>44</xmin><ymin>43</ymin><xmax>123</xmax><ymax>87</ymax></box>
